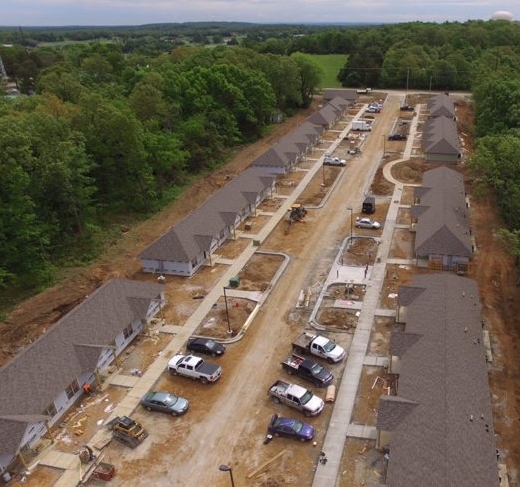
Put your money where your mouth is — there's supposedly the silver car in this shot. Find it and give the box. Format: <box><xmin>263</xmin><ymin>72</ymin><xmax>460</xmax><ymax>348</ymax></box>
<box><xmin>141</xmin><ymin>391</ymin><xmax>189</xmax><ymax>416</ymax></box>
<box><xmin>355</xmin><ymin>218</ymin><xmax>381</xmax><ymax>229</ymax></box>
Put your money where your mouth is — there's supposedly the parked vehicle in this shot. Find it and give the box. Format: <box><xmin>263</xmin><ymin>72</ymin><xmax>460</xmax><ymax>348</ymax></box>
<box><xmin>323</xmin><ymin>156</ymin><xmax>346</xmax><ymax>167</ymax></box>
<box><xmin>362</xmin><ymin>196</ymin><xmax>376</xmax><ymax>214</ymax></box>
<box><xmin>356</xmin><ymin>88</ymin><xmax>372</xmax><ymax>94</ymax></box>
<box><xmin>291</xmin><ymin>333</ymin><xmax>346</xmax><ymax>364</ymax></box>
<box><xmin>140</xmin><ymin>391</ymin><xmax>189</xmax><ymax>416</ymax></box>
<box><xmin>268</xmin><ymin>380</ymin><xmax>324</xmax><ymax>416</ymax></box>
<box><xmin>351</xmin><ymin>120</ymin><xmax>372</xmax><ymax>131</ymax></box>
<box><xmin>187</xmin><ymin>337</ymin><xmax>226</xmax><ymax>357</ymax></box>
<box><xmin>167</xmin><ymin>354</ymin><xmax>223</xmax><ymax>383</ymax></box>
<box><xmin>267</xmin><ymin>414</ymin><xmax>315</xmax><ymax>442</ymax></box>
<box><xmin>388</xmin><ymin>133</ymin><xmax>407</xmax><ymax>141</ymax></box>
<box><xmin>355</xmin><ymin>218</ymin><xmax>381</xmax><ymax>229</ymax></box>
<box><xmin>400</xmin><ymin>105</ymin><xmax>415</xmax><ymax>111</ymax></box>
<box><xmin>281</xmin><ymin>353</ymin><xmax>334</xmax><ymax>387</ymax></box>
<box><xmin>366</xmin><ymin>103</ymin><xmax>382</xmax><ymax>113</ymax></box>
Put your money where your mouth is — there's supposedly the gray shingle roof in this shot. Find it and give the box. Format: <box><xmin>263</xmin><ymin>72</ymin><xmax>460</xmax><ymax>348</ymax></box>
<box><xmin>322</xmin><ymin>88</ymin><xmax>359</xmax><ymax>102</ymax></box>
<box><xmin>140</xmin><ymin>168</ymin><xmax>275</xmax><ymax>262</ymax></box>
<box><xmin>413</xmin><ymin>166</ymin><xmax>472</xmax><ymax>258</ymax></box>
<box><xmin>327</xmin><ymin>96</ymin><xmax>350</xmax><ymax>112</ymax></box>
<box><xmin>382</xmin><ymin>273</ymin><xmax>499</xmax><ymax>487</ymax></box>
<box><xmin>389</xmin><ymin>331</ymin><xmax>422</xmax><ymax>356</ymax></box>
<box><xmin>251</xmin><ymin>118</ymin><xmax>324</xmax><ymax>171</ymax></box>
<box><xmin>376</xmin><ymin>395</ymin><xmax>419</xmax><ymax>430</ymax></box>
<box><xmin>252</xmin><ymin>145</ymin><xmax>293</xmax><ymax>168</ymax></box>
<box><xmin>0</xmin><ymin>279</ymin><xmax>164</xmax><ymax>457</ymax></box>
<box><xmin>307</xmin><ymin>103</ymin><xmax>341</xmax><ymax>127</ymax></box>
<box><xmin>427</xmin><ymin>92</ymin><xmax>456</xmax><ymax>118</ymax></box>
<box><xmin>421</xmin><ymin>116</ymin><xmax>460</xmax><ymax>156</ymax></box>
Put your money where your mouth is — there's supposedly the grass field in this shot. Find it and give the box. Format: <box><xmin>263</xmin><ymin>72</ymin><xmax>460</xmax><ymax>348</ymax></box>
<box><xmin>300</xmin><ymin>53</ymin><xmax>347</xmax><ymax>89</ymax></box>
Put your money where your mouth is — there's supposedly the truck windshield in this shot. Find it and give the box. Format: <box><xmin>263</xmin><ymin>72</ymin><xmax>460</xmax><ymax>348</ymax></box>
<box><xmin>310</xmin><ymin>363</ymin><xmax>323</xmax><ymax>375</ymax></box>
<box><xmin>300</xmin><ymin>390</ymin><xmax>313</xmax><ymax>404</ymax></box>
<box><xmin>323</xmin><ymin>341</ymin><xmax>336</xmax><ymax>352</ymax></box>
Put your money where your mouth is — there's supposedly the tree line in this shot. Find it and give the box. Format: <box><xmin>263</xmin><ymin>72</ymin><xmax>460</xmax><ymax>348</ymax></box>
<box><xmin>0</xmin><ymin>42</ymin><xmax>320</xmax><ymax>302</ymax></box>
<box><xmin>469</xmin><ymin>74</ymin><xmax>520</xmax><ymax>262</ymax></box>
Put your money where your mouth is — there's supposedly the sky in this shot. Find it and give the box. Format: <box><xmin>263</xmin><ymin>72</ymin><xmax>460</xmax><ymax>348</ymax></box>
<box><xmin>1</xmin><ymin>0</ymin><xmax>517</xmax><ymax>27</ymax></box>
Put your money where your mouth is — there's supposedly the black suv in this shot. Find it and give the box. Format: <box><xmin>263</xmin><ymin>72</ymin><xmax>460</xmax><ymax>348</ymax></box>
<box><xmin>400</xmin><ymin>105</ymin><xmax>415</xmax><ymax>111</ymax></box>
<box><xmin>388</xmin><ymin>133</ymin><xmax>407</xmax><ymax>141</ymax></box>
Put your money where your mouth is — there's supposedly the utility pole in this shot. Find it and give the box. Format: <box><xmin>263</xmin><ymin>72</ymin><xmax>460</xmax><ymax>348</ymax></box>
<box><xmin>0</xmin><ymin>55</ymin><xmax>7</xmax><ymax>81</ymax></box>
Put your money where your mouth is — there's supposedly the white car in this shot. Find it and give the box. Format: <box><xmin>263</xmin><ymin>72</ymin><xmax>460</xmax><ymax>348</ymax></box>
<box><xmin>323</xmin><ymin>156</ymin><xmax>346</xmax><ymax>167</ymax></box>
<box><xmin>355</xmin><ymin>218</ymin><xmax>381</xmax><ymax>229</ymax></box>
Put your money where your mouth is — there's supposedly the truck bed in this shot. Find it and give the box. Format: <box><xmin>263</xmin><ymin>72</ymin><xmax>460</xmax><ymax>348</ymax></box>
<box><xmin>196</xmin><ymin>362</ymin><xmax>220</xmax><ymax>376</ymax></box>
<box><xmin>292</xmin><ymin>333</ymin><xmax>314</xmax><ymax>349</ymax></box>
<box><xmin>282</xmin><ymin>354</ymin><xmax>305</xmax><ymax>369</ymax></box>
<box><xmin>269</xmin><ymin>380</ymin><xmax>290</xmax><ymax>396</ymax></box>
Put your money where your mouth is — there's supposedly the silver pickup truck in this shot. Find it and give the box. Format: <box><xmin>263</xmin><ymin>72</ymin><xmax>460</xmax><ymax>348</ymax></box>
<box><xmin>268</xmin><ymin>380</ymin><xmax>324</xmax><ymax>417</ymax></box>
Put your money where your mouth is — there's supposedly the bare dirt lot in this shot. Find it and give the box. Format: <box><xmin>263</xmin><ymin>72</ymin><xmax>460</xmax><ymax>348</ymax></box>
<box><xmin>4</xmin><ymin>94</ymin><xmax>520</xmax><ymax>487</ymax></box>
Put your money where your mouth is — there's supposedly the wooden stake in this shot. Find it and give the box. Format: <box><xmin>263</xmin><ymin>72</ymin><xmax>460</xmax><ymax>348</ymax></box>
<box><xmin>246</xmin><ymin>448</ymin><xmax>287</xmax><ymax>479</ymax></box>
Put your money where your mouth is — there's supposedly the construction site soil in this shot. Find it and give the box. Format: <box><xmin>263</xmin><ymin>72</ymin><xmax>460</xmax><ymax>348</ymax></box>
<box><xmin>3</xmin><ymin>94</ymin><xmax>520</xmax><ymax>487</ymax></box>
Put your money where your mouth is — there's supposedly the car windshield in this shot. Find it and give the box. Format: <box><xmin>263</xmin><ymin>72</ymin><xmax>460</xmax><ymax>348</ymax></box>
<box><xmin>205</xmin><ymin>339</ymin><xmax>217</xmax><ymax>349</ymax></box>
<box><xmin>323</xmin><ymin>340</ymin><xmax>336</xmax><ymax>352</ymax></box>
<box><xmin>164</xmin><ymin>394</ymin><xmax>179</xmax><ymax>405</ymax></box>
<box><xmin>300</xmin><ymin>390</ymin><xmax>313</xmax><ymax>404</ymax></box>
<box><xmin>292</xmin><ymin>420</ymin><xmax>304</xmax><ymax>433</ymax></box>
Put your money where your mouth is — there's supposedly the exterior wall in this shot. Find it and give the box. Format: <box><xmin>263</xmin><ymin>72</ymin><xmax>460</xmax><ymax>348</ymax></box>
<box><xmin>114</xmin><ymin>321</ymin><xmax>144</xmax><ymax>355</ymax></box>
<box><xmin>395</xmin><ymin>305</ymin><xmax>407</xmax><ymax>324</ymax></box>
<box><xmin>21</xmin><ymin>422</ymin><xmax>46</xmax><ymax>451</ymax></box>
<box><xmin>1</xmin><ymin>453</ymin><xmax>15</xmax><ymax>473</ymax></box>
<box><xmin>427</xmin><ymin>254</ymin><xmax>470</xmax><ymax>271</ymax></box>
<box><xmin>389</xmin><ymin>355</ymin><xmax>402</xmax><ymax>375</ymax></box>
<box><xmin>141</xmin><ymin>258</ymin><xmax>194</xmax><ymax>276</ymax></box>
<box><xmin>425</xmin><ymin>153</ymin><xmax>459</xmax><ymax>164</ymax></box>
<box><xmin>376</xmin><ymin>429</ymin><xmax>392</xmax><ymax>449</ymax></box>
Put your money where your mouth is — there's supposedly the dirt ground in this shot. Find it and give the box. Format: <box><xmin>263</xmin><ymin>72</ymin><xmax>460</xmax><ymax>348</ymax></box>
<box><xmin>4</xmin><ymin>93</ymin><xmax>520</xmax><ymax>487</ymax></box>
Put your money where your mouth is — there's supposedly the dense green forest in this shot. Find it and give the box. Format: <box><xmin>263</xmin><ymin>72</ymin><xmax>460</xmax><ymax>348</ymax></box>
<box><xmin>1</xmin><ymin>19</ymin><xmax>520</xmax><ymax>313</ymax></box>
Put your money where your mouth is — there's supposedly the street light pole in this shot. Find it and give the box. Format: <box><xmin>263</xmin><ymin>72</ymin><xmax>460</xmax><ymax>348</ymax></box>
<box><xmin>223</xmin><ymin>287</ymin><xmax>233</xmax><ymax>335</ymax></box>
<box><xmin>347</xmin><ymin>207</ymin><xmax>353</xmax><ymax>238</ymax></box>
<box><xmin>219</xmin><ymin>464</ymin><xmax>235</xmax><ymax>487</ymax></box>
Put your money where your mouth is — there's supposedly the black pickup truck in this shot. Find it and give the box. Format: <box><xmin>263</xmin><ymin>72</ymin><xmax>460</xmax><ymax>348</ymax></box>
<box><xmin>281</xmin><ymin>353</ymin><xmax>334</xmax><ymax>387</ymax></box>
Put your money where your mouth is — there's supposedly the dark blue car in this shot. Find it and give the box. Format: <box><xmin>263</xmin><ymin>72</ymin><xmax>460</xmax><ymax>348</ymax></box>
<box><xmin>267</xmin><ymin>414</ymin><xmax>315</xmax><ymax>442</ymax></box>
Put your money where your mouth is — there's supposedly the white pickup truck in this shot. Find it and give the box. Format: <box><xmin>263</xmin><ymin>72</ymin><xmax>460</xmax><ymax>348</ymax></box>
<box><xmin>292</xmin><ymin>333</ymin><xmax>346</xmax><ymax>364</ymax></box>
<box><xmin>268</xmin><ymin>380</ymin><xmax>324</xmax><ymax>417</ymax></box>
<box><xmin>323</xmin><ymin>156</ymin><xmax>346</xmax><ymax>167</ymax></box>
<box><xmin>167</xmin><ymin>354</ymin><xmax>222</xmax><ymax>384</ymax></box>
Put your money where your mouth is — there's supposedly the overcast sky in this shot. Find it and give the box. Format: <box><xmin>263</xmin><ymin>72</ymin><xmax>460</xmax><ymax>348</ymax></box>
<box><xmin>1</xmin><ymin>1</ymin><xmax>517</xmax><ymax>27</ymax></box>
